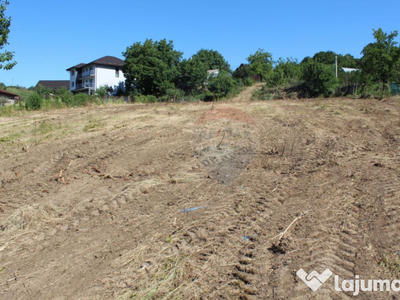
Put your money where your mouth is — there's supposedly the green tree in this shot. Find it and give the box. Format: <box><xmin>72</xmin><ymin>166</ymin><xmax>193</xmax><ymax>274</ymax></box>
<box><xmin>34</xmin><ymin>84</ymin><xmax>52</xmax><ymax>98</ymax></box>
<box><xmin>208</xmin><ymin>70</ymin><xmax>235</xmax><ymax>99</ymax></box>
<box><xmin>25</xmin><ymin>93</ymin><xmax>43</xmax><ymax>110</ymax></box>
<box><xmin>271</xmin><ymin>58</ymin><xmax>301</xmax><ymax>87</ymax></box>
<box><xmin>306</xmin><ymin>51</ymin><xmax>358</xmax><ymax>68</ymax></box>
<box><xmin>166</xmin><ymin>87</ymin><xmax>185</xmax><ymax>102</ymax></box>
<box><xmin>360</xmin><ymin>28</ymin><xmax>400</xmax><ymax>91</ymax></box>
<box><xmin>176</xmin><ymin>58</ymin><xmax>208</xmax><ymax>94</ymax></box>
<box><xmin>301</xmin><ymin>60</ymin><xmax>338</xmax><ymax>97</ymax></box>
<box><xmin>312</xmin><ymin>51</ymin><xmax>336</xmax><ymax>64</ymax></box>
<box><xmin>247</xmin><ymin>49</ymin><xmax>273</xmax><ymax>82</ymax></box>
<box><xmin>232</xmin><ymin>64</ymin><xmax>256</xmax><ymax>82</ymax></box>
<box><xmin>0</xmin><ymin>0</ymin><xmax>16</xmax><ymax>70</ymax></box>
<box><xmin>55</xmin><ymin>87</ymin><xmax>74</xmax><ymax>106</ymax></box>
<box><xmin>123</xmin><ymin>39</ymin><xmax>183</xmax><ymax>96</ymax></box>
<box><xmin>191</xmin><ymin>49</ymin><xmax>230</xmax><ymax>72</ymax></box>
<box><xmin>96</xmin><ymin>85</ymin><xmax>110</xmax><ymax>102</ymax></box>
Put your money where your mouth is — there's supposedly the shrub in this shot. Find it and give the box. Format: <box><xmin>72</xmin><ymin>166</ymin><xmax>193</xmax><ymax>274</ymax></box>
<box><xmin>35</xmin><ymin>84</ymin><xmax>53</xmax><ymax>99</ymax></box>
<box><xmin>244</xmin><ymin>77</ymin><xmax>255</xmax><ymax>86</ymax></box>
<box><xmin>56</xmin><ymin>88</ymin><xmax>75</xmax><ymax>106</ymax></box>
<box><xmin>25</xmin><ymin>93</ymin><xmax>43</xmax><ymax>110</ymax></box>
<box><xmin>74</xmin><ymin>93</ymin><xmax>89</xmax><ymax>106</ymax></box>
<box><xmin>301</xmin><ymin>60</ymin><xmax>339</xmax><ymax>97</ymax></box>
<box><xmin>166</xmin><ymin>88</ymin><xmax>185</xmax><ymax>102</ymax></box>
<box><xmin>208</xmin><ymin>71</ymin><xmax>235</xmax><ymax>99</ymax></box>
<box><xmin>202</xmin><ymin>91</ymin><xmax>215</xmax><ymax>102</ymax></box>
<box><xmin>136</xmin><ymin>95</ymin><xmax>157</xmax><ymax>103</ymax></box>
<box><xmin>0</xmin><ymin>105</ymin><xmax>16</xmax><ymax>116</ymax></box>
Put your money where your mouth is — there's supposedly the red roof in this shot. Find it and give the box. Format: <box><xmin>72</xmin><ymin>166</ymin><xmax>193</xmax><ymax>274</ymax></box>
<box><xmin>0</xmin><ymin>89</ymin><xmax>20</xmax><ymax>98</ymax></box>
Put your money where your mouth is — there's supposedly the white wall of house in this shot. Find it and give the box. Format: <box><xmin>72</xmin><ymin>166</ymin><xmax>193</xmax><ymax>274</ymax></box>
<box><xmin>70</xmin><ymin>69</ymin><xmax>77</xmax><ymax>90</ymax></box>
<box><xmin>95</xmin><ymin>65</ymin><xmax>126</xmax><ymax>91</ymax></box>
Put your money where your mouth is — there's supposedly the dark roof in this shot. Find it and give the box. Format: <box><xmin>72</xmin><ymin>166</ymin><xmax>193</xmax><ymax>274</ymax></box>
<box><xmin>66</xmin><ymin>63</ymin><xmax>85</xmax><ymax>71</ymax></box>
<box><xmin>88</xmin><ymin>56</ymin><xmax>125</xmax><ymax>67</ymax></box>
<box><xmin>0</xmin><ymin>89</ymin><xmax>20</xmax><ymax>99</ymax></box>
<box><xmin>66</xmin><ymin>56</ymin><xmax>124</xmax><ymax>71</ymax></box>
<box><xmin>36</xmin><ymin>80</ymin><xmax>70</xmax><ymax>90</ymax></box>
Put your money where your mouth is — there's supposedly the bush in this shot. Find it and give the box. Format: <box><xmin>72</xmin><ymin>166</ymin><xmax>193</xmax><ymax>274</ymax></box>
<box><xmin>25</xmin><ymin>93</ymin><xmax>43</xmax><ymax>110</ymax></box>
<box><xmin>0</xmin><ymin>105</ymin><xmax>16</xmax><ymax>116</ymax></box>
<box><xmin>301</xmin><ymin>60</ymin><xmax>339</xmax><ymax>97</ymax></box>
<box><xmin>270</xmin><ymin>58</ymin><xmax>301</xmax><ymax>88</ymax></box>
<box><xmin>74</xmin><ymin>93</ymin><xmax>89</xmax><ymax>106</ymax></box>
<box><xmin>0</xmin><ymin>96</ymin><xmax>9</xmax><ymax>106</ymax></box>
<box><xmin>244</xmin><ymin>77</ymin><xmax>255</xmax><ymax>86</ymax></box>
<box><xmin>166</xmin><ymin>88</ymin><xmax>185</xmax><ymax>102</ymax></box>
<box><xmin>136</xmin><ymin>95</ymin><xmax>157</xmax><ymax>103</ymax></box>
<box><xmin>35</xmin><ymin>84</ymin><xmax>53</xmax><ymax>99</ymax></box>
<box><xmin>208</xmin><ymin>71</ymin><xmax>235</xmax><ymax>99</ymax></box>
<box><xmin>202</xmin><ymin>91</ymin><xmax>215</xmax><ymax>102</ymax></box>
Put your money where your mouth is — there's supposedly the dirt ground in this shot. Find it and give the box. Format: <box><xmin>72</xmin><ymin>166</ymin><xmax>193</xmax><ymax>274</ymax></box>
<box><xmin>1</xmin><ymin>88</ymin><xmax>400</xmax><ymax>299</ymax></box>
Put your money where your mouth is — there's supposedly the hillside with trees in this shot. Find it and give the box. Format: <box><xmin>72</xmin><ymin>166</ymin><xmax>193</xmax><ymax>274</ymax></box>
<box><xmin>1</xmin><ymin>27</ymin><xmax>400</xmax><ymax>117</ymax></box>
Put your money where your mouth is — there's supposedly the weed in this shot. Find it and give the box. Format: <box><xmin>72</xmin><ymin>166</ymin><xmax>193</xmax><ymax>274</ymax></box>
<box><xmin>83</xmin><ymin>119</ymin><xmax>106</xmax><ymax>132</ymax></box>
<box><xmin>32</xmin><ymin>121</ymin><xmax>55</xmax><ymax>135</ymax></box>
<box><xmin>0</xmin><ymin>132</ymin><xmax>22</xmax><ymax>142</ymax></box>
<box><xmin>166</xmin><ymin>235</ymin><xmax>173</xmax><ymax>243</ymax></box>
<box><xmin>381</xmin><ymin>253</ymin><xmax>400</xmax><ymax>278</ymax></box>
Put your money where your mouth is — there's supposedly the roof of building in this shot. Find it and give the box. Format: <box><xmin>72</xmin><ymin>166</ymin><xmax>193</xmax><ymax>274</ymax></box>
<box><xmin>342</xmin><ymin>67</ymin><xmax>360</xmax><ymax>73</ymax></box>
<box><xmin>66</xmin><ymin>63</ymin><xmax>86</xmax><ymax>71</ymax></box>
<box><xmin>0</xmin><ymin>89</ymin><xmax>20</xmax><ymax>99</ymax></box>
<box><xmin>36</xmin><ymin>80</ymin><xmax>70</xmax><ymax>90</ymax></box>
<box><xmin>88</xmin><ymin>56</ymin><xmax>125</xmax><ymax>67</ymax></box>
<box><xmin>66</xmin><ymin>56</ymin><xmax>124</xmax><ymax>71</ymax></box>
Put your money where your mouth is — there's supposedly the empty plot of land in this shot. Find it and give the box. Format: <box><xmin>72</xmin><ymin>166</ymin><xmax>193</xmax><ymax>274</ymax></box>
<box><xmin>1</xmin><ymin>95</ymin><xmax>400</xmax><ymax>299</ymax></box>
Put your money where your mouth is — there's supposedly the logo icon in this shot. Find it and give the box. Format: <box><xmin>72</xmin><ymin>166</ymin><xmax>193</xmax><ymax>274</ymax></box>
<box><xmin>297</xmin><ymin>269</ymin><xmax>333</xmax><ymax>291</ymax></box>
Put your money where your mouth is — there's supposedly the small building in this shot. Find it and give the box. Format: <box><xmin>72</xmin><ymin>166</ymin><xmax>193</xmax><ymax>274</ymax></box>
<box><xmin>233</xmin><ymin>64</ymin><xmax>261</xmax><ymax>81</ymax></box>
<box><xmin>0</xmin><ymin>89</ymin><xmax>20</xmax><ymax>105</ymax></box>
<box><xmin>36</xmin><ymin>80</ymin><xmax>70</xmax><ymax>91</ymax></box>
<box><xmin>207</xmin><ymin>69</ymin><xmax>220</xmax><ymax>78</ymax></box>
<box><xmin>66</xmin><ymin>56</ymin><xmax>126</xmax><ymax>95</ymax></box>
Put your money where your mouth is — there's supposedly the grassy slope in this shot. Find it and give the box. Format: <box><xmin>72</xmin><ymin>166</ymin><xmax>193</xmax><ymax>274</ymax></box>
<box><xmin>6</xmin><ymin>86</ymin><xmax>35</xmax><ymax>100</ymax></box>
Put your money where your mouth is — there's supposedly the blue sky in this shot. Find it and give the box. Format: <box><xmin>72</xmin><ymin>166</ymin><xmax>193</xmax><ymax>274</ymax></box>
<box><xmin>1</xmin><ymin>0</ymin><xmax>400</xmax><ymax>88</ymax></box>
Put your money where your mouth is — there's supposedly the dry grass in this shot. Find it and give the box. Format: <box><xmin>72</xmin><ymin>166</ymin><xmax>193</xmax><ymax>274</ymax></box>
<box><xmin>1</xmin><ymin>203</ymin><xmax>62</xmax><ymax>232</ymax></box>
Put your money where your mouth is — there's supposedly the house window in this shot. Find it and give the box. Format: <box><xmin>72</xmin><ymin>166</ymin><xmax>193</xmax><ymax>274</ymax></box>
<box><xmin>115</xmin><ymin>68</ymin><xmax>119</xmax><ymax>78</ymax></box>
<box><xmin>71</xmin><ymin>82</ymin><xmax>74</xmax><ymax>88</ymax></box>
<box><xmin>71</xmin><ymin>70</ymin><xmax>74</xmax><ymax>76</ymax></box>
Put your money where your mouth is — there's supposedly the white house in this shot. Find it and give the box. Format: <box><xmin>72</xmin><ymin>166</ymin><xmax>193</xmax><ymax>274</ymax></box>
<box><xmin>66</xmin><ymin>56</ymin><xmax>126</xmax><ymax>95</ymax></box>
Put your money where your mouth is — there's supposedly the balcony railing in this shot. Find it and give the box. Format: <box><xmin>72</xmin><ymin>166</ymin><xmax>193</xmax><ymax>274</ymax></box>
<box><xmin>76</xmin><ymin>82</ymin><xmax>95</xmax><ymax>89</ymax></box>
<box><xmin>77</xmin><ymin>70</ymin><xmax>95</xmax><ymax>78</ymax></box>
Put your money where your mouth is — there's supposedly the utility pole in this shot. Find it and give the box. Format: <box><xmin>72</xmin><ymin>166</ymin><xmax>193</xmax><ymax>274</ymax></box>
<box><xmin>335</xmin><ymin>56</ymin><xmax>338</xmax><ymax>78</ymax></box>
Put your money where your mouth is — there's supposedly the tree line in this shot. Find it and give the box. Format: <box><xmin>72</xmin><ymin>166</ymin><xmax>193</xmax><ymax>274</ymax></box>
<box><xmin>1</xmin><ymin>0</ymin><xmax>399</xmax><ymax>104</ymax></box>
<box><xmin>122</xmin><ymin>28</ymin><xmax>400</xmax><ymax>100</ymax></box>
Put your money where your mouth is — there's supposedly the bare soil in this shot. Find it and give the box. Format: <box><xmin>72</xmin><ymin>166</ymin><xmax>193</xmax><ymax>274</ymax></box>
<box><xmin>1</xmin><ymin>89</ymin><xmax>400</xmax><ymax>299</ymax></box>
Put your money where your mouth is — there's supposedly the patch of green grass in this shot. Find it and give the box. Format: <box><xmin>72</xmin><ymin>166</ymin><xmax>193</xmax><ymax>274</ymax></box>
<box><xmin>31</xmin><ymin>121</ymin><xmax>55</xmax><ymax>135</ymax></box>
<box><xmin>83</xmin><ymin>119</ymin><xmax>107</xmax><ymax>132</ymax></box>
<box><xmin>6</xmin><ymin>87</ymin><xmax>35</xmax><ymax>100</ymax></box>
<box><xmin>251</xmin><ymin>105</ymin><xmax>269</xmax><ymax>112</ymax></box>
<box><xmin>0</xmin><ymin>105</ymin><xmax>19</xmax><ymax>117</ymax></box>
<box><xmin>0</xmin><ymin>131</ymin><xmax>22</xmax><ymax>142</ymax></box>
<box><xmin>165</xmin><ymin>235</ymin><xmax>173</xmax><ymax>243</ymax></box>
<box><xmin>381</xmin><ymin>253</ymin><xmax>400</xmax><ymax>278</ymax></box>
